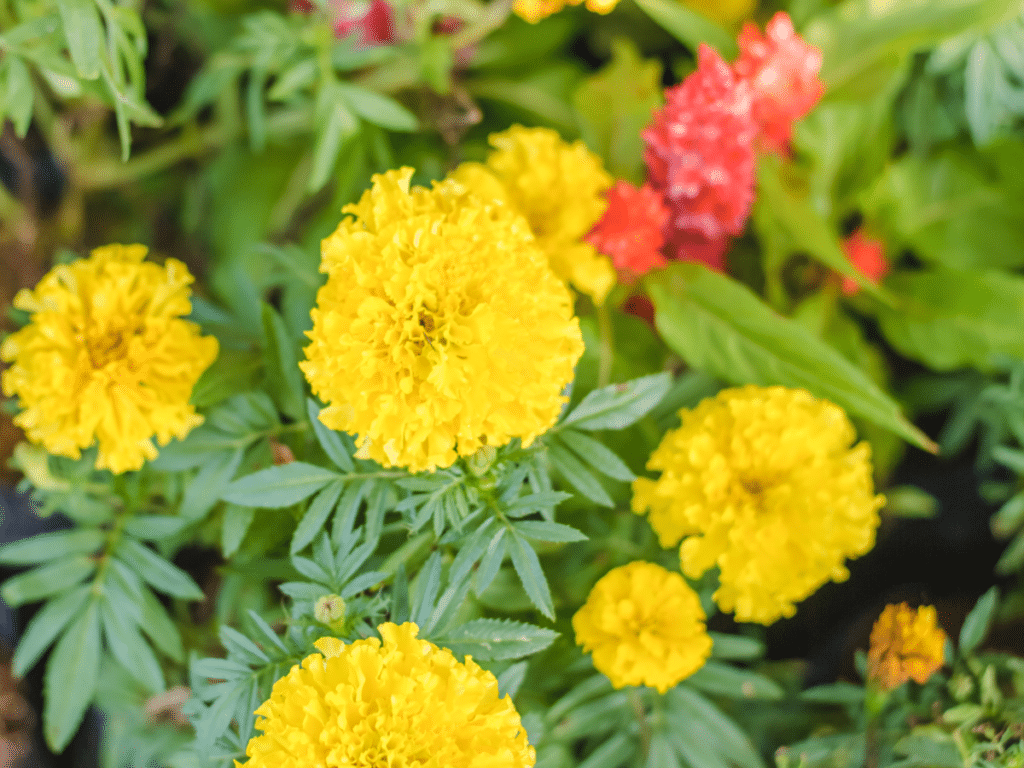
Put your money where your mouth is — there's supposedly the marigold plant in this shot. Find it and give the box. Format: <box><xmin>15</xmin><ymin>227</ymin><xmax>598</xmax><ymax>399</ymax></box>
<box><xmin>867</xmin><ymin>603</ymin><xmax>947</xmax><ymax>691</ymax></box>
<box><xmin>301</xmin><ymin>167</ymin><xmax>584</xmax><ymax>473</ymax></box>
<box><xmin>0</xmin><ymin>244</ymin><xmax>218</xmax><ymax>474</ymax></box>
<box><xmin>632</xmin><ymin>385</ymin><xmax>885</xmax><ymax>624</ymax></box>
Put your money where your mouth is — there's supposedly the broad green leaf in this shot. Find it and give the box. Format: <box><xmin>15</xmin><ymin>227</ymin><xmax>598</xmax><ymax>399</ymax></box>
<box><xmin>874</xmin><ymin>269</ymin><xmax>1024</xmax><ymax>371</ymax></box>
<box><xmin>0</xmin><ymin>528</ymin><xmax>105</xmax><ymax>565</ymax></box>
<box><xmin>336</xmin><ymin>82</ymin><xmax>418</xmax><ymax>131</ymax></box>
<box><xmin>437</xmin><ymin>618</ymin><xmax>558</xmax><ymax>661</ymax></box>
<box><xmin>222</xmin><ymin>462</ymin><xmax>341</xmax><ymax>508</ymax></box>
<box><xmin>685</xmin><ymin>660</ymin><xmax>784</xmax><ymax>700</ymax></box>
<box><xmin>100</xmin><ymin>599</ymin><xmax>164</xmax><ymax>693</ymax></box>
<box><xmin>959</xmin><ymin>586</ymin><xmax>999</xmax><ymax>654</ymax></box>
<box><xmin>647</xmin><ymin>263</ymin><xmax>936</xmax><ymax>452</ymax></box>
<box><xmin>261</xmin><ymin>303</ymin><xmax>307</xmax><ymax>420</ymax></box>
<box><xmin>513</xmin><ymin>520</ymin><xmax>588</xmax><ymax>544</ymax></box>
<box><xmin>708</xmin><ymin>633</ymin><xmax>765</xmax><ymax>661</ymax></box>
<box><xmin>508</xmin><ymin>532</ymin><xmax>555</xmax><ymax>620</ymax></box>
<box><xmin>43</xmin><ymin>598</ymin><xmax>101</xmax><ymax>752</ymax></box>
<box><xmin>115</xmin><ymin>538</ymin><xmax>204</xmax><ymax>601</ymax></box>
<box><xmin>12</xmin><ymin>585</ymin><xmax>91</xmax><ymax>676</ymax></box>
<box><xmin>291</xmin><ymin>480</ymin><xmax>346</xmax><ymax>554</ymax></box>
<box><xmin>561</xmin><ymin>373</ymin><xmax>672</xmax><ymax>431</ymax></box>
<box><xmin>555</xmin><ymin>431</ymin><xmax>636</xmax><ymax>482</ymax></box>
<box><xmin>547</xmin><ymin>443</ymin><xmax>614</xmax><ymax>507</ymax></box>
<box><xmin>5</xmin><ymin>57</ymin><xmax>34</xmax><ymax>137</ymax></box>
<box><xmin>1</xmin><ymin>556</ymin><xmax>96</xmax><ymax>607</ymax></box>
<box><xmin>221</xmin><ymin>504</ymin><xmax>256</xmax><ymax>558</ymax></box>
<box><xmin>307</xmin><ymin>398</ymin><xmax>355</xmax><ymax>472</ymax></box>
<box><xmin>632</xmin><ymin>0</ymin><xmax>736</xmax><ymax>58</ymax></box>
<box><xmin>58</xmin><ymin>0</ymin><xmax>103</xmax><ymax>79</ymax></box>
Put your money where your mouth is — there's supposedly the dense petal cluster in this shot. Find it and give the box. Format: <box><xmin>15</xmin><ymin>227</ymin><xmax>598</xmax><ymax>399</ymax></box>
<box><xmin>867</xmin><ymin>604</ymin><xmax>946</xmax><ymax>691</ymax></box>
<box><xmin>643</xmin><ymin>45</ymin><xmax>757</xmax><ymax>246</ymax></box>
<box><xmin>573</xmin><ymin>561</ymin><xmax>712</xmax><ymax>693</ymax></box>
<box><xmin>513</xmin><ymin>0</ymin><xmax>618</xmax><ymax>23</ymax></box>
<box><xmin>0</xmin><ymin>244</ymin><xmax>218</xmax><ymax>474</ymax></box>
<box><xmin>301</xmin><ymin>167</ymin><xmax>584</xmax><ymax>473</ymax></box>
<box><xmin>733</xmin><ymin>12</ymin><xmax>825</xmax><ymax>155</ymax></box>
<box><xmin>632</xmin><ymin>386</ymin><xmax>884</xmax><ymax>625</ymax></box>
<box><xmin>585</xmin><ymin>181</ymin><xmax>669</xmax><ymax>281</ymax></box>
<box><xmin>332</xmin><ymin>0</ymin><xmax>395</xmax><ymax>45</ymax></box>
<box><xmin>841</xmin><ymin>229</ymin><xmax>889</xmax><ymax>295</ymax></box>
<box><xmin>238</xmin><ymin>622</ymin><xmax>534</xmax><ymax>768</ymax></box>
<box><xmin>451</xmin><ymin>125</ymin><xmax>615</xmax><ymax>303</ymax></box>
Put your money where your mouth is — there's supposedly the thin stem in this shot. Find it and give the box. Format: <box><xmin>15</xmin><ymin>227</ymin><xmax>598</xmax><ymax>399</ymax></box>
<box><xmin>628</xmin><ymin>688</ymin><xmax>652</xmax><ymax>761</ymax></box>
<box><xmin>596</xmin><ymin>302</ymin><xmax>614</xmax><ymax>389</ymax></box>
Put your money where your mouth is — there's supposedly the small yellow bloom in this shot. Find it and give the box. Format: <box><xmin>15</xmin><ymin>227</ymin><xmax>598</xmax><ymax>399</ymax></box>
<box><xmin>867</xmin><ymin>603</ymin><xmax>946</xmax><ymax>691</ymax></box>
<box><xmin>450</xmin><ymin>125</ymin><xmax>615</xmax><ymax>304</ymax></box>
<box><xmin>514</xmin><ymin>0</ymin><xmax>619</xmax><ymax>23</ymax></box>
<box><xmin>573</xmin><ymin>561</ymin><xmax>712</xmax><ymax>693</ymax></box>
<box><xmin>237</xmin><ymin>622</ymin><xmax>535</xmax><ymax>768</ymax></box>
<box><xmin>632</xmin><ymin>386</ymin><xmax>884</xmax><ymax>625</ymax></box>
<box><xmin>301</xmin><ymin>167</ymin><xmax>584</xmax><ymax>473</ymax></box>
<box><xmin>1</xmin><ymin>244</ymin><xmax>218</xmax><ymax>474</ymax></box>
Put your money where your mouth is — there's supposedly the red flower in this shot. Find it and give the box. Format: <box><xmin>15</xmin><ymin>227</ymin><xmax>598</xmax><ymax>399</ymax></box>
<box><xmin>664</xmin><ymin>229</ymin><xmax>730</xmax><ymax>273</ymax></box>
<box><xmin>622</xmin><ymin>294</ymin><xmax>655</xmax><ymax>328</ymax></box>
<box><xmin>841</xmin><ymin>229</ymin><xmax>889</xmax><ymax>295</ymax></box>
<box><xmin>733</xmin><ymin>12</ymin><xmax>824</xmax><ymax>155</ymax></box>
<box><xmin>642</xmin><ymin>44</ymin><xmax>757</xmax><ymax>244</ymax></box>
<box><xmin>586</xmin><ymin>181</ymin><xmax>670</xmax><ymax>281</ymax></box>
<box><xmin>333</xmin><ymin>0</ymin><xmax>395</xmax><ymax>46</ymax></box>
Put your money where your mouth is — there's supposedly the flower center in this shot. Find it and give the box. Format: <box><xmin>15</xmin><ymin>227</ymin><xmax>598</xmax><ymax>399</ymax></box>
<box><xmin>85</xmin><ymin>324</ymin><xmax>135</xmax><ymax>369</ymax></box>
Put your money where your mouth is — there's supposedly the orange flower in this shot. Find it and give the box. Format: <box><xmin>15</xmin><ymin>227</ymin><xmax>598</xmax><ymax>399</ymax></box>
<box><xmin>867</xmin><ymin>603</ymin><xmax>946</xmax><ymax>691</ymax></box>
<box><xmin>586</xmin><ymin>181</ymin><xmax>669</xmax><ymax>282</ymax></box>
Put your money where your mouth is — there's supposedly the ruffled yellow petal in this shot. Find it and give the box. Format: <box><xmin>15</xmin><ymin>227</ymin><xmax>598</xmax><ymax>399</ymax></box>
<box><xmin>867</xmin><ymin>603</ymin><xmax>946</xmax><ymax>691</ymax></box>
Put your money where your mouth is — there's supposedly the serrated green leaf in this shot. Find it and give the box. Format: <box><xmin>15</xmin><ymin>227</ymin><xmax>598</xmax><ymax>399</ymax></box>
<box><xmin>475</xmin><ymin>529</ymin><xmax>507</xmax><ymax>596</ymax></box>
<box><xmin>100</xmin><ymin>598</ymin><xmax>164</xmax><ymax>693</ymax></box>
<box><xmin>561</xmin><ymin>373</ymin><xmax>672</xmax><ymax>432</ymax></box>
<box><xmin>959</xmin><ymin>586</ymin><xmax>999</xmax><ymax>654</ymax></box>
<box><xmin>505</xmin><ymin>491</ymin><xmax>573</xmax><ymax>516</ymax></box>
<box><xmin>685</xmin><ymin>660</ymin><xmax>784</xmax><ymax>700</ymax></box>
<box><xmin>221</xmin><ymin>504</ymin><xmax>256</xmax><ymax>558</ymax></box>
<box><xmin>43</xmin><ymin>598</ymin><xmax>101</xmax><ymax>752</ymax></box>
<box><xmin>116</xmin><ymin>539</ymin><xmax>203</xmax><ymax>601</ymax></box>
<box><xmin>191</xmin><ymin>657</ymin><xmax>253</xmax><ymax>681</ymax></box>
<box><xmin>291</xmin><ymin>480</ymin><xmax>346</xmax><ymax>554</ymax></box>
<box><xmin>547</xmin><ymin>443</ymin><xmax>614</xmax><ymax>507</ymax></box>
<box><xmin>437</xmin><ymin>619</ymin><xmax>559</xmax><ymax>661</ymax></box>
<box><xmin>307</xmin><ymin>399</ymin><xmax>355</xmax><ymax>472</ymax></box>
<box><xmin>508</xmin><ymin>533</ymin><xmax>555</xmax><ymax>620</ymax></box>
<box><xmin>339</xmin><ymin>570</ymin><xmax>386</xmax><ymax>599</ymax></box>
<box><xmin>497</xmin><ymin>661</ymin><xmax>528</xmax><ymax>699</ymax></box>
<box><xmin>0</xmin><ymin>528</ymin><xmax>105</xmax><ymax>565</ymax></box>
<box><xmin>513</xmin><ymin>520</ymin><xmax>588</xmax><ymax>544</ymax></box>
<box><xmin>222</xmin><ymin>462</ymin><xmax>341</xmax><ymax>508</ymax></box>
<box><xmin>220</xmin><ymin>625</ymin><xmax>270</xmax><ymax>665</ymax></box>
<box><xmin>12</xmin><ymin>585</ymin><xmax>91</xmax><ymax>677</ymax></box>
<box><xmin>194</xmin><ymin>680</ymin><xmax>245</xmax><ymax>749</ymax></box>
<box><xmin>1</xmin><ymin>556</ymin><xmax>96</xmax><ymax>607</ymax></box>
<box><xmin>58</xmin><ymin>0</ymin><xmax>103</xmax><ymax>79</ymax></box>
<box><xmin>291</xmin><ymin>555</ymin><xmax>332</xmax><ymax>585</ymax></box>
<box><xmin>422</xmin><ymin>576</ymin><xmax>473</xmax><ymax>636</ymax></box>
<box><xmin>450</xmin><ymin>519</ymin><xmax>499</xmax><ymax>583</ymax></box>
<box><xmin>648</xmin><ymin>263</ymin><xmax>936</xmax><ymax>452</ymax></box>
<box><xmin>555</xmin><ymin>431</ymin><xmax>635</xmax><ymax>482</ymax></box>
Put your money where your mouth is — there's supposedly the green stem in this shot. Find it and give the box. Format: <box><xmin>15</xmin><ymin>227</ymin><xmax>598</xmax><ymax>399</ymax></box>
<box><xmin>596</xmin><ymin>302</ymin><xmax>614</xmax><ymax>389</ymax></box>
<box><xmin>628</xmin><ymin>688</ymin><xmax>652</xmax><ymax>761</ymax></box>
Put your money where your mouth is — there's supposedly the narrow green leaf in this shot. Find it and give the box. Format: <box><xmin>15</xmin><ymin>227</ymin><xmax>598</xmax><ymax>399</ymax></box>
<box><xmin>547</xmin><ymin>443</ymin><xmax>614</xmax><ymax>507</ymax></box>
<box><xmin>685</xmin><ymin>660</ymin><xmax>783</xmax><ymax>700</ymax></box>
<box><xmin>116</xmin><ymin>538</ymin><xmax>204</xmax><ymax>601</ymax></box>
<box><xmin>708</xmin><ymin>633</ymin><xmax>765</xmax><ymax>661</ymax></box>
<box><xmin>6</xmin><ymin>57</ymin><xmax>34</xmax><ymax>137</ymax></box>
<box><xmin>261</xmin><ymin>303</ymin><xmax>306</xmax><ymax>420</ymax></box>
<box><xmin>577</xmin><ymin>732</ymin><xmax>635</xmax><ymax>768</ymax></box>
<box><xmin>959</xmin><ymin>586</ymin><xmax>999</xmax><ymax>654</ymax></box>
<box><xmin>43</xmin><ymin>598</ymin><xmax>101</xmax><ymax>753</ymax></box>
<box><xmin>475</xmin><ymin>528</ymin><xmax>507</xmax><ymax>596</ymax></box>
<box><xmin>450</xmin><ymin>519</ymin><xmax>499</xmax><ymax>583</ymax></box>
<box><xmin>100</xmin><ymin>599</ymin><xmax>164</xmax><ymax>693</ymax></box>
<box><xmin>391</xmin><ymin>563</ymin><xmax>410</xmax><ymax>625</ymax></box>
<box><xmin>123</xmin><ymin>515</ymin><xmax>189</xmax><ymax>541</ymax></box>
<box><xmin>58</xmin><ymin>0</ymin><xmax>103</xmax><ymax>79</ymax></box>
<box><xmin>555</xmin><ymin>431</ymin><xmax>635</xmax><ymax>481</ymax></box>
<box><xmin>513</xmin><ymin>520</ymin><xmax>588</xmax><ymax>544</ymax></box>
<box><xmin>561</xmin><ymin>373</ymin><xmax>672</xmax><ymax>432</ymax></box>
<box><xmin>221</xmin><ymin>504</ymin><xmax>256</xmax><ymax>558</ymax></box>
<box><xmin>800</xmin><ymin>682</ymin><xmax>865</xmax><ymax>706</ymax></box>
<box><xmin>138</xmin><ymin>586</ymin><xmax>184</xmax><ymax>661</ymax></box>
<box><xmin>437</xmin><ymin>618</ymin><xmax>559</xmax><ymax>661</ymax></box>
<box><xmin>219</xmin><ymin>625</ymin><xmax>269</xmax><ymax>665</ymax></box>
<box><xmin>508</xmin><ymin>533</ymin><xmax>555</xmax><ymax>620</ymax></box>
<box><xmin>0</xmin><ymin>528</ymin><xmax>105</xmax><ymax>565</ymax></box>
<box><xmin>291</xmin><ymin>480</ymin><xmax>346</xmax><ymax>554</ymax></box>
<box><xmin>1</xmin><ymin>556</ymin><xmax>96</xmax><ymax>607</ymax></box>
<box><xmin>194</xmin><ymin>681</ymin><xmax>244</xmax><ymax>749</ymax></box>
<box><xmin>12</xmin><ymin>585</ymin><xmax>91</xmax><ymax>677</ymax></box>
<box><xmin>505</xmin><ymin>491</ymin><xmax>573</xmax><ymax>516</ymax></box>
<box><xmin>180</xmin><ymin>448</ymin><xmax>243</xmax><ymax>521</ymax></box>
<box><xmin>412</xmin><ymin>552</ymin><xmax>443</xmax><ymax>628</ymax></box>
<box><xmin>666</xmin><ymin>687</ymin><xmax>764</xmax><ymax>768</ymax></box>
<box><xmin>222</xmin><ymin>462</ymin><xmax>341</xmax><ymax>508</ymax></box>
<box><xmin>336</xmin><ymin>82</ymin><xmax>418</xmax><ymax>131</ymax></box>
<box><xmin>309</xmin><ymin>89</ymin><xmax>357</xmax><ymax>192</ymax></box>
<box><xmin>306</xmin><ymin>399</ymin><xmax>354</xmax><ymax>472</ymax></box>
<box><xmin>497</xmin><ymin>661</ymin><xmax>529</xmax><ymax>699</ymax></box>
<box><xmin>632</xmin><ymin>0</ymin><xmax>736</xmax><ymax>58</ymax></box>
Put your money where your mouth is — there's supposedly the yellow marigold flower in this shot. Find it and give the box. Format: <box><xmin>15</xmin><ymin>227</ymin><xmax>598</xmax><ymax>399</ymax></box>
<box><xmin>237</xmin><ymin>622</ymin><xmax>535</xmax><ymax>768</ymax></box>
<box><xmin>514</xmin><ymin>0</ymin><xmax>619</xmax><ymax>23</ymax></box>
<box><xmin>632</xmin><ymin>385</ymin><xmax>884</xmax><ymax>625</ymax></box>
<box><xmin>867</xmin><ymin>603</ymin><xmax>946</xmax><ymax>691</ymax></box>
<box><xmin>450</xmin><ymin>126</ymin><xmax>615</xmax><ymax>304</ymax></box>
<box><xmin>0</xmin><ymin>244</ymin><xmax>218</xmax><ymax>474</ymax></box>
<box><xmin>573</xmin><ymin>561</ymin><xmax>712</xmax><ymax>693</ymax></box>
<box><xmin>300</xmin><ymin>167</ymin><xmax>584</xmax><ymax>473</ymax></box>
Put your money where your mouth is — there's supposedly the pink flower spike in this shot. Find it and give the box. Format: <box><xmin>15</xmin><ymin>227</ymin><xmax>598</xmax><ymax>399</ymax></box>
<box><xmin>586</xmin><ymin>181</ymin><xmax>670</xmax><ymax>282</ymax></box>
<box><xmin>333</xmin><ymin>0</ymin><xmax>395</xmax><ymax>46</ymax></box>
<box><xmin>733</xmin><ymin>11</ymin><xmax>824</xmax><ymax>155</ymax></box>
<box><xmin>840</xmin><ymin>229</ymin><xmax>889</xmax><ymax>295</ymax></box>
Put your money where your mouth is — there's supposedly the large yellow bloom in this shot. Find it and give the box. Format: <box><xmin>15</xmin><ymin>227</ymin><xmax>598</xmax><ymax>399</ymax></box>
<box><xmin>514</xmin><ymin>0</ymin><xmax>618</xmax><ymax>23</ymax></box>
<box><xmin>867</xmin><ymin>603</ymin><xmax>946</xmax><ymax>691</ymax></box>
<box><xmin>632</xmin><ymin>386</ymin><xmax>884</xmax><ymax>625</ymax></box>
<box><xmin>450</xmin><ymin>126</ymin><xmax>615</xmax><ymax>304</ymax></box>
<box><xmin>1</xmin><ymin>244</ymin><xmax>218</xmax><ymax>474</ymax></box>
<box><xmin>573</xmin><ymin>561</ymin><xmax>712</xmax><ymax>693</ymax></box>
<box><xmin>300</xmin><ymin>168</ymin><xmax>584</xmax><ymax>473</ymax></box>
<box><xmin>238</xmin><ymin>622</ymin><xmax>535</xmax><ymax>768</ymax></box>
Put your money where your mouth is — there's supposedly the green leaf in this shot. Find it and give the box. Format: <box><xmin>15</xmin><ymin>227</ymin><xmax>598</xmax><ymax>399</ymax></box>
<box><xmin>58</xmin><ymin>0</ymin><xmax>103</xmax><ymax>79</ymax></box>
<box><xmin>436</xmin><ymin>618</ymin><xmax>558</xmax><ymax>661</ymax></box>
<box><xmin>222</xmin><ymin>462</ymin><xmax>341</xmax><ymax>508</ymax></box>
<box><xmin>708</xmin><ymin>633</ymin><xmax>765</xmax><ymax>661</ymax></box>
<box><xmin>508</xmin><ymin>532</ymin><xmax>555</xmax><ymax>620</ymax></box>
<box><xmin>665</xmin><ymin>687</ymin><xmax>764</xmax><ymax>768</ymax></box>
<box><xmin>513</xmin><ymin>520</ymin><xmax>588</xmax><ymax>544</ymax></box>
<box><xmin>43</xmin><ymin>598</ymin><xmax>101</xmax><ymax>753</ymax></box>
<box><xmin>0</xmin><ymin>528</ymin><xmax>105</xmax><ymax>565</ymax></box>
<box><xmin>219</xmin><ymin>625</ymin><xmax>270</xmax><ymax>665</ymax></box>
<box><xmin>100</xmin><ymin>599</ymin><xmax>164</xmax><ymax>693</ymax></box>
<box><xmin>115</xmin><ymin>539</ymin><xmax>204</xmax><ymax>601</ymax></box>
<box><xmin>554</xmin><ymin>431</ymin><xmax>636</xmax><ymax>481</ymax></box>
<box><xmin>221</xmin><ymin>504</ymin><xmax>256</xmax><ymax>558</ymax></box>
<box><xmin>5</xmin><ymin>57</ymin><xmax>34</xmax><ymax>137</ymax></box>
<box><xmin>450</xmin><ymin>519</ymin><xmax>499</xmax><ymax>583</ymax></box>
<box><xmin>577</xmin><ymin>732</ymin><xmax>635</xmax><ymax>768</ymax></box>
<box><xmin>800</xmin><ymin>682</ymin><xmax>866</xmax><ymax>706</ymax></box>
<box><xmin>261</xmin><ymin>303</ymin><xmax>307</xmax><ymax>420</ymax></box>
<box><xmin>874</xmin><ymin>269</ymin><xmax>1024</xmax><ymax>372</ymax></box>
<box><xmin>685</xmin><ymin>660</ymin><xmax>784</xmax><ymax>700</ymax></box>
<box><xmin>1</xmin><ymin>556</ymin><xmax>96</xmax><ymax>607</ymax></box>
<box><xmin>307</xmin><ymin>399</ymin><xmax>355</xmax><ymax>472</ymax></box>
<box><xmin>291</xmin><ymin>480</ymin><xmax>346</xmax><ymax>554</ymax></box>
<box><xmin>179</xmin><ymin>448</ymin><xmax>243</xmax><ymax>521</ymax></box>
<box><xmin>336</xmin><ymin>82</ymin><xmax>418</xmax><ymax>131</ymax></box>
<box><xmin>268</xmin><ymin>58</ymin><xmax>318</xmax><ymax>101</ymax></box>
<box><xmin>561</xmin><ymin>373</ymin><xmax>672</xmax><ymax>431</ymax></box>
<box><xmin>647</xmin><ymin>263</ymin><xmax>936</xmax><ymax>452</ymax></box>
<box><xmin>959</xmin><ymin>586</ymin><xmax>999</xmax><ymax>654</ymax></box>
<box><xmin>391</xmin><ymin>563</ymin><xmax>410</xmax><ymax>625</ymax></box>
<box><xmin>123</xmin><ymin>515</ymin><xmax>189</xmax><ymax>541</ymax></box>
<box><xmin>12</xmin><ymin>585</ymin><xmax>91</xmax><ymax>677</ymax></box>
<box><xmin>632</xmin><ymin>0</ymin><xmax>736</xmax><ymax>58</ymax></box>
<box><xmin>475</xmin><ymin>528</ymin><xmax>507</xmax><ymax>595</ymax></box>
<box><xmin>138</xmin><ymin>586</ymin><xmax>184</xmax><ymax>661</ymax></box>
<box><xmin>547</xmin><ymin>443</ymin><xmax>614</xmax><ymax>507</ymax></box>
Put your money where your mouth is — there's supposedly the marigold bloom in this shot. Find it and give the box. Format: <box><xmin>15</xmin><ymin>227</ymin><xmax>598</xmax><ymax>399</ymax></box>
<box><xmin>733</xmin><ymin>12</ymin><xmax>824</xmax><ymax>155</ymax></box>
<box><xmin>643</xmin><ymin>45</ymin><xmax>757</xmax><ymax>246</ymax></box>
<box><xmin>301</xmin><ymin>167</ymin><xmax>584</xmax><ymax>473</ymax></box>
<box><xmin>451</xmin><ymin>125</ymin><xmax>615</xmax><ymax>304</ymax></box>
<box><xmin>840</xmin><ymin>229</ymin><xmax>889</xmax><ymax>295</ymax></box>
<box><xmin>513</xmin><ymin>0</ymin><xmax>618</xmax><ymax>23</ymax></box>
<box><xmin>573</xmin><ymin>561</ymin><xmax>712</xmax><ymax>693</ymax></box>
<box><xmin>0</xmin><ymin>244</ymin><xmax>218</xmax><ymax>474</ymax></box>
<box><xmin>632</xmin><ymin>386</ymin><xmax>884</xmax><ymax>625</ymax></box>
<box><xmin>237</xmin><ymin>622</ymin><xmax>535</xmax><ymax>768</ymax></box>
<box><xmin>867</xmin><ymin>603</ymin><xmax>946</xmax><ymax>691</ymax></box>
<box><xmin>586</xmin><ymin>181</ymin><xmax>669</xmax><ymax>281</ymax></box>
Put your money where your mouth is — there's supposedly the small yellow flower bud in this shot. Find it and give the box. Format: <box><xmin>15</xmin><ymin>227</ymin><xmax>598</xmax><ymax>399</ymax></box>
<box><xmin>314</xmin><ymin>594</ymin><xmax>346</xmax><ymax>630</ymax></box>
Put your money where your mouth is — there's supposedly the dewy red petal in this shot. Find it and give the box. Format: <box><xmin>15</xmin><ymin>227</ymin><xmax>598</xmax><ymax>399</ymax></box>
<box><xmin>586</xmin><ymin>181</ymin><xmax>670</xmax><ymax>281</ymax></box>
<box><xmin>642</xmin><ymin>44</ymin><xmax>756</xmax><ymax>244</ymax></box>
<box><xmin>733</xmin><ymin>11</ymin><xmax>824</xmax><ymax>155</ymax></box>
<box><xmin>333</xmin><ymin>0</ymin><xmax>395</xmax><ymax>45</ymax></box>
<box><xmin>841</xmin><ymin>229</ymin><xmax>889</xmax><ymax>295</ymax></box>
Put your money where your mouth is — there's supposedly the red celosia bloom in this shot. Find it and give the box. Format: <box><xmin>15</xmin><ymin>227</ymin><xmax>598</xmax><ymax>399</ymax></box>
<box><xmin>622</xmin><ymin>294</ymin><xmax>655</xmax><ymax>328</ymax></box>
<box><xmin>841</xmin><ymin>229</ymin><xmax>889</xmax><ymax>295</ymax></box>
<box><xmin>586</xmin><ymin>181</ymin><xmax>670</xmax><ymax>281</ymax></box>
<box><xmin>664</xmin><ymin>228</ymin><xmax>730</xmax><ymax>273</ymax></box>
<box><xmin>333</xmin><ymin>0</ymin><xmax>395</xmax><ymax>46</ymax></box>
<box><xmin>733</xmin><ymin>12</ymin><xmax>824</xmax><ymax>155</ymax></box>
<box><xmin>642</xmin><ymin>44</ymin><xmax>757</xmax><ymax>244</ymax></box>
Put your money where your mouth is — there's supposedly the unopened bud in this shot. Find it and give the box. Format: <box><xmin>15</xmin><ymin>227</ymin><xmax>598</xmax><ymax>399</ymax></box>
<box><xmin>314</xmin><ymin>594</ymin><xmax>346</xmax><ymax>630</ymax></box>
<box><xmin>466</xmin><ymin>445</ymin><xmax>497</xmax><ymax>476</ymax></box>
